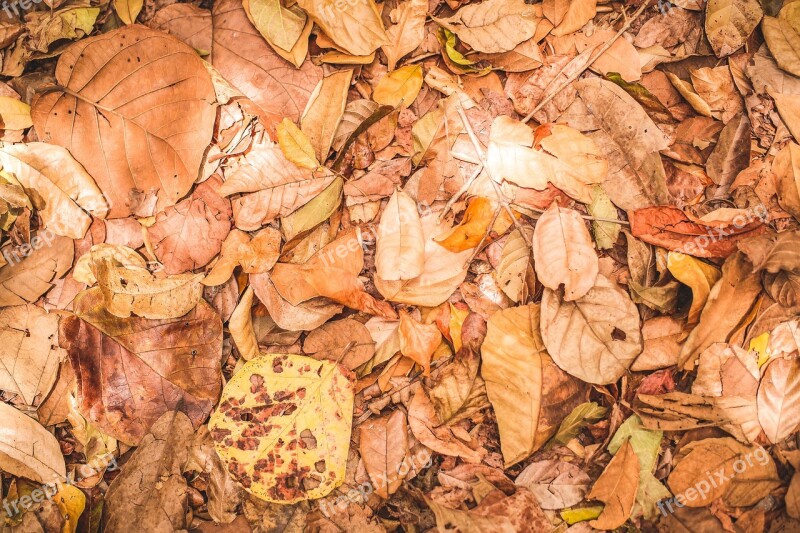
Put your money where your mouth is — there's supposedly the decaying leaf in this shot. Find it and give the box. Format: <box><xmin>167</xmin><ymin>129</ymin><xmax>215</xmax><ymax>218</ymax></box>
<box><xmin>433</xmin><ymin>0</ymin><xmax>540</xmax><ymax>54</ymax></box>
<box><xmin>587</xmin><ymin>439</ymin><xmax>639</xmax><ymax>530</ymax></box>
<box><xmin>0</xmin><ymin>400</ymin><xmax>66</xmax><ymax>484</ymax></box>
<box><xmin>209</xmin><ymin>354</ymin><xmax>355</xmax><ymax>503</ymax></box>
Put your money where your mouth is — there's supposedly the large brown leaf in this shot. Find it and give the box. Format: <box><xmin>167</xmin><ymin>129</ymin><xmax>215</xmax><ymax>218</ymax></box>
<box><xmin>60</xmin><ymin>288</ymin><xmax>222</xmax><ymax>445</ymax></box>
<box><xmin>359</xmin><ymin>410</ymin><xmax>408</xmax><ymax>499</ymax></box>
<box><xmin>31</xmin><ymin>25</ymin><xmax>216</xmax><ymax>218</ymax></box>
<box><xmin>211</xmin><ymin>0</ymin><xmax>322</xmax><ymax>124</ymax></box>
<box><xmin>147</xmin><ymin>3</ymin><xmax>212</xmax><ymax>52</ymax></box>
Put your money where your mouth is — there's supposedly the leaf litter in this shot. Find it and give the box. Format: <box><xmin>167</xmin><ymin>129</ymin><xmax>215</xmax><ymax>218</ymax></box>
<box><xmin>0</xmin><ymin>0</ymin><xmax>798</xmax><ymax>531</ymax></box>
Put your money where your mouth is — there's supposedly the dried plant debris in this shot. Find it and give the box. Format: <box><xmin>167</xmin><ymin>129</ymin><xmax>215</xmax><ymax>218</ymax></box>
<box><xmin>0</xmin><ymin>0</ymin><xmax>799</xmax><ymax>531</ymax></box>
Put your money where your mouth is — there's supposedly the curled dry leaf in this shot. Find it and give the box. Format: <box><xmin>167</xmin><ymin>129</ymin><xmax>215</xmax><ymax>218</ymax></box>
<box><xmin>209</xmin><ymin>354</ymin><xmax>355</xmax><ymax>503</ymax></box>
<box><xmin>532</xmin><ymin>204</ymin><xmax>598</xmax><ymax>301</ymax></box>
<box><xmin>0</xmin><ymin>304</ymin><xmax>64</xmax><ymax>406</ymax></box>
<box><xmin>31</xmin><ymin>26</ymin><xmax>216</xmax><ymax>218</ymax></box>
<box><xmin>301</xmin><ymin>70</ymin><xmax>352</xmax><ymax>163</ymax></box>
<box><xmin>541</xmin><ymin>273</ymin><xmax>642</xmax><ymax>385</ymax></box>
<box><xmin>408</xmin><ymin>387</ymin><xmax>484</xmax><ymax>463</ymax></box>
<box><xmin>302</xmin><ymin>318</ymin><xmax>376</xmax><ymax>370</ymax></box>
<box><xmin>0</xmin><ymin>143</ymin><xmax>107</xmax><ymax>239</ymax></box>
<box><xmin>382</xmin><ymin>0</ymin><xmax>427</xmax><ymax>70</ymax></box>
<box><xmin>296</xmin><ymin>0</ymin><xmax>387</xmax><ymax>56</ymax></box>
<box><xmin>229</xmin><ymin>285</ymin><xmax>259</xmax><ymax>361</ymax></box>
<box><xmin>104</xmin><ymin>411</ymin><xmax>194</xmax><ymax>532</ymax></box>
<box><xmin>398</xmin><ymin>310</ymin><xmax>442</xmax><ymax>376</ymax></box>
<box><xmin>515</xmin><ymin>460</ymin><xmax>592</xmax><ymax>510</ymax></box>
<box><xmin>667</xmin><ymin>437</ymin><xmax>780</xmax><ymax>507</ymax></box>
<box><xmin>482</xmin><ymin>305</ymin><xmax>588</xmax><ymax>466</ymax></box>
<box><xmin>203</xmin><ymin>228</ymin><xmax>281</xmax><ymax>287</ymax></box>
<box><xmin>61</xmin><ymin>288</ymin><xmax>222</xmax><ymax>445</ymax></box>
<box><xmin>0</xmin><ymin>233</ymin><xmax>73</xmax><ymax>306</ymax></box>
<box><xmin>147</xmin><ymin>175</ymin><xmax>232</xmax><ymax>275</ymax></box>
<box><xmin>359</xmin><ymin>410</ymin><xmax>409</xmax><ymax>499</ymax></box>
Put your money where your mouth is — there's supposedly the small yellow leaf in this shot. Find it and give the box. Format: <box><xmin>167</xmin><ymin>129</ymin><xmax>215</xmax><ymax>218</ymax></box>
<box><xmin>373</xmin><ymin>65</ymin><xmax>423</xmax><ymax>108</ymax></box>
<box><xmin>0</xmin><ymin>97</ymin><xmax>32</xmax><ymax>131</ymax></box>
<box><xmin>277</xmin><ymin>118</ymin><xmax>319</xmax><ymax>170</ymax></box>
<box><xmin>281</xmin><ymin>176</ymin><xmax>343</xmax><ymax>241</ymax></box>
<box><xmin>55</xmin><ymin>483</ymin><xmax>86</xmax><ymax>533</ymax></box>
<box><xmin>750</xmin><ymin>331</ymin><xmax>770</xmax><ymax>368</ymax></box>
<box><xmin>113</xmin><ymin>0</ymin><xmax>143</xmax><ymax>25</ymax></box>
<box><xmin>209</xmin><ymin>353</ymin><xmax>355</xmax><ymax>503</ymax></box>
<box><xmin>666</xmin><ymin>252</ymin><xmax>721</xmax><ymax>326</ymax></box>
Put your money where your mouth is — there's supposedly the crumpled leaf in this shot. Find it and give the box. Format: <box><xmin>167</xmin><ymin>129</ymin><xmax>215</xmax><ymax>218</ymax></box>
<box><xmin>296</xmin><ymin>0</ymin><xmax>388</xmax><ymax>56</ymax></box>
<box><xmin>515</xmin><ymin>460</ymin><xmax>591</xmax><ymax>510</ymax></box>
<box><xmin>147</xmin><ymin>175</ymin><xmax>232</xmax><ymax>275</ymax></box>
<box><xmin>203</xmin><ymin>228</ymin><xmax>281</xmax><ymax>287</ymax></box>
<box><xmin>104</xmin><ymin>411</ymin><xmax>194</xmax><ymax>532</ymax></box>
<box><xmin>426</xmin><ymin>487</ymin><xmax>550</xmax><ymax>533</ymax></box>
<box><xmin>209</xmin><ymin>353</ymin><xmax>355</xmax><ymax>503</ymax></box>
<box><xmin>553</xmin><ymin>401</ymin><xmax>606</xmax><ymax>445</ymax></box>
<box><xmin>243</xmin><ymin>0</ymin><xmax>306</xmax><ymax>53</ymax></box>
<box><xmin>532</xmin><ymin>204</ymin><xmax>599</xmax><ymax>301</ymax></box>
<box><xmin>433</xmin><ymin>0</ymin><xmax>540</xmax><ymax>54</ymax></box>
<box><xmin>0</xmin><ymin>305</ymin><xmax>64</xmax><ymax>406</ymax></box>
<box><xmin>0</xmin><ymin>233</ymin><xmax>73</xmax><ymax>306</ymax></box>
<box><xmin>302</xmin><ymin>318</ymin><xmax>375</xmax><ymax>370</ymax></box>
<box><xmin>26</xmin><ymin>7</ymin><xmax>100</xmax><ymax>53</ymax></box>
<box><xmin>31</xmin><ymin>25</ymin><xmax>216</xmax><ymax>218</ymax></box>
<box><xmin>398</xmin><ymin>310</ymin><xmax>442</xmax><ymax>376</ymax></box>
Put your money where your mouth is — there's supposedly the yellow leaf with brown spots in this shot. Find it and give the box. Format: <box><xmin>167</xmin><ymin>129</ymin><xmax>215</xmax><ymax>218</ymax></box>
<box><xmin>208</xmin><ymin>353</ymin><xmax>355</xmax><ymax>503</ymax></box>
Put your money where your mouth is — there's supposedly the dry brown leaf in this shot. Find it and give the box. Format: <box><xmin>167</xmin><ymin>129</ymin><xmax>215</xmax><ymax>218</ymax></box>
<box><xmin>0</xmin><ymin>400</ymin><xmax>66</xmax><ymax>484</ymax></box>
<box><xmin>0</xmin><ymin>233</ymin><xmax>73</xmax><ymax>306</ymax></box>
<box><xmin>302</xmin><ymin>318</ymin><xmax>375</xmax><ymax>370</ymax></box>
<box><xmin>762</xmin><ymin>2</ymin><xmax>800</xmax><ymax>78</ymax></box>
<box><xmin>705</xmin><ymin>0</ymin><xmax>763</xmax><ymax>57</ymax></box>
<box><xmin>433</xmin><ymin>0</ymin><xmax>540</xmax><ymax>53</ymax></box>
<box><xmin>551</xmin><ymin>0</ymin><xmax>596</xmax><ymax>36</ymax></box>
<box><xmin>359</xmin><ymin>410</ymin><xmax>409</xmax><ymax>498</ymax></box>
<box><xmin>541</xmin><ymin>273</ymin><xmax>643</xmax><ymax>385</ymax></box>
<box><xmin>296</xmin><ymin>0</ymin><xmax>388</xmax><ymax>56</ymax></box>
<box><xmin>382</xmin><ymin>0</ymin><xmax>427</xmax><ymax>70</ymax></box>
<box><xmin>532</xmin><ymin>204</ymin><xmax>598</xmax><ymax>301</ymax></box>
<box><xmin>757</xmin><ymin>357</ymin><xmax>800</xmax><ymax>444</ymax></box>
<box><xmin>301</xmin><ymin>70</ymin><xmax>353</xmax><ymax>163</ymax></box>
<box><xmin>398</xmin><ymin>310</ymin><xmax>442</xmax><ymax>376</ymax></box>
<box><xmin>31</xmin><ymin>26</ymin><xmax>216</xmax><ymax>218</ymax></box>
<box><xmin>147</xmin><ymin>3</ymin><xmax>211</xmax><ymax>52</ymax></box>
<box><xmin>0</xmin><ymin>305</ymin><xmax>64</xmax><ymax>406</ymax></box>
<box><xmin>515</xmin><ymin>460</ymin><xmax>591</xmax><ymax>509</ymax></box>
<box><xmin>375</xmin><ymin>189</ymin><xmax>425</xmax><ymax>281</ymax></box>
<box><xmin>408</xmin><ymin>387</ymin><xmax>484</xmax><ymax>463</ymax></box>
<box><xmin>588</xmin><ymin>439</ymin><xmax>639</xmax><ymax>530</ymax></box>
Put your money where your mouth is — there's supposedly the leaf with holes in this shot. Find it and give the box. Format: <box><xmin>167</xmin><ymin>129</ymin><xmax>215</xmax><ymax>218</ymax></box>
<box><xmin>209</xmin><ymin>353</ymin><xmax>355</xmax><ymax>503</ymax></box>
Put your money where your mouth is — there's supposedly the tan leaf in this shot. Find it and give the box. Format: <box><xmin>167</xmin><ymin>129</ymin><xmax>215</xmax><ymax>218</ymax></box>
<box><xmin>375</xmin><ymin>213</ymin><xmax>471</xmax><ymax>306</ymax></box>
<box><xmin>360</xmin><ymin>410</ymin><xmax>409</xmax><ymax>498</ymax></box>
<box><xmin>487</xmin><ymin>115</ymin><xmax>552</xmax><ymax>189</ymax></box>
<box><xmin>31</xmin><ymin>26</ymin><xmax>216</xmax><ymax>218</ymax></box>
<box><xmin>147</xmin><ymin>4</ymin><xmax>212</xmax><ymax>52</ymax></box>
<box><xmin>762</xmin><ymin>2</ymin><xmax>800</xmax><ymax>78</ymax></box>
<box><xmin>0</xmin><ymin>233</ymin><xmax>73</xmax><ymax>306</ymax></box>
<box><xmin>575</xmin><ymin>29</ymin><xmax>641</xmax><ymax>81</ymax></box>
<box><xmin>251</xmin><ymin>271</ymin><xmax>342</xmax><ymax>331</ymax></box>
<box><xmin>0</xmin><ymin>305</ymin><xmax>64</xmax><ymax>406</ymax></box>
<box><xmin>203</xmin><ymin>228</ymin><xmax>281</xmax><ymax>286</ymax></box>
<box><xmin>532</xmin><ymin>204</ymin><xmax>599</xmax><ymax>301</ymax></box>
<box><xmin>113</xmin><ymin>0</ymin><xmax>142</xmax><ymax>24</ymax></box>
<box><xmin>301</xmin><ymin>70</ymin><xmax>353</xmax><ymax>162</ymax></box>
<box><xmin>495</xmin><ymin>228</ymin><xmax>532</xmax><ymax>303</ymax></box>
<box><xmin>0</xmin><ymin>95</ymin><xmax>31</xmax><ymax>130</ymax></box>
<box><xmin>302</xmin><ymin>318</ymin><xmax>376</xmax><ymax>370</ymax></box>
<box><xmin>398</xmin><ymin>310</ymin><xmax>442</xmax><ymax>376</ymax></box>
<box><xmin>212</xmin><ymin>0</ymin><xmax>322</xmax><ymax>119</ymax></box>
<box><xmin>774</xmin><ymin>142</ymin><xmax>800</xmax><ymax>220</ymax></box>
<box><xmin>375</xmin><ymin>189</ymin><xmax>425</xmax><ymax>281</ymax></box>
<box><xmin>296</xmin><ymin>0</ymin><xmax>388</xmax><ymax>56</ymax></box>
<box><xmin>631</xmin><ymin>316</ymin><xmax>683</xmax><ymax>371</ymax></box>
<box><xmin>575</xmin><ymin>78</ymin><xmax>671</xmax><ymax>211</ymax></box>
<box><xmin>705</xmin><ymin>0</ymin><xmax>763</xmax><ymax>57</ymax></box>
<box><xmin>0</xmin><ymin>143</ymin><xmax>107</xmax><ymax>238</ymax></box>
<box><xmin>0</xmin><ymin>401</ymin><xmax>66</xmax><ymax>484</ymax></box>
<box><xmin>588</xmin><ymin>439</ymin><xmax>639</xmax><ymax>530</ymax></box>
<box><xmin>515</xmin><ymin>460</ymin><xmax>591</xmax><ymax>509</ymax></box>
<box><xmin>229</xmin><ymin>286</ymin><xmax>259</xmax><ymax>361</ymax></box>
<box><xmin>482</xmin><ymin>305</ymin><xmax>588</xmax><ymax>466</ymax></box>
<box><xmin>551</xmin><ymin>0</ymin><xmax>596</xmax><ymax>36</ymax></box>
<box><xmin>147</xmin><ymin>176</ymin><xmax>232</xmax><ymax>275</ymax></box>
<box><xmin>95</xmin><ymin>259</ymin><xmax>204</xmax><ymax>320</ymax></box>
<box><xmin>541</xmin><ymin>273</ymin><xmax>642</xmax><ymax>384</ymax></box>
<box><xmin>373</xmin><ymin>65</ymin><xmax>423</xmax><ymax>108</ymax></box>
<box><xmin>757</xmin><ymin>357</ymin><xmax>800</xmax><ymax>444</ymax></box>
<box><xmin>433</xmin><ymin>0</ymin><xmax>540</xmax><ymax>53</ymax></box>
<box><xmin>408</xmin><ymin>387</ymin><xmax>484</xmax><ymax>463</ymax></box>
<box><xmin>243</xmin><ymin>0</ymin><xmax>306</xmax><ymax>53</ymax></box>
<box><xmin>280</xmin><ymin>176</ymin><xmax>343</xmax><ymax>241</ymax></box>
<box><xmin>382</xmin><ymin>0</ymin><xmax>427</xmax><ymax>70</ymax></box>
<box><xmin>667</xmin><ymin>437</ymin><xmax>780</xmax><ymax>507</ymax></box>
<box><xmin>209</xmin><ymin>353</ymin><xmax>355</xmax><ymax>503</ymax></box>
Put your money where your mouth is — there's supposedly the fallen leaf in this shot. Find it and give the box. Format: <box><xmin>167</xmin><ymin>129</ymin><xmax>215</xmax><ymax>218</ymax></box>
<box><xmin>552</xmin><ymin>401</ymin><xmax>606</xmax><ymax>445</ymax></box>
<box><xmin>757</xmin><ymin>357</ymin><xmax>800</xmax><ymax>444</ymax></box>
<box><xmin>302</xmin><ymin>318</ymin><xmax>376</xmax><ymax>370</ymax></box>
<box><xmin>435</xmin><ymin>197</ymin><xmax>511</xmax><ymax>253</ymax></box>
<box><xmin>398</xmin><ymin>310</ymin><xmax>442</xmax><ymax>376</ymax></box>
<box><xmin>296</xmin><ymin>0</ymin><xmax>388</xmax><ymax>56</ymax></box>
<box><xmin>551</xmin><ymin>0</ymin><xmax>596</xmax><ymax>36</ymax></box>
<box><xmin>0</xmin><ymin>400</ymin><xmax>66</xmax><ymax>484</ymax></box>
<box><xmin>0</xmin><ymin>233</ymin><xmax>73</xmax><ymax>306</ymax></box>
<box><xmin>373</xmin><ymin>65</ymin><xmax>423</xmax><ymax>108</ymax></box>
<box><xmin>587</xmin><ymin>439</ymin><xmax>639</xmax><ymax>530</ymax></box>
<box><xmin>61</xmin><ymin>289</ymin><xmax>222</xmax><ymax>445</ymax></box>
<box><xmin>0</xmin><ymin>305</ymin><xmax>64</xmax><ymax>406</ymax></box>
<box><xmin>375</xmin><ymin>189</ymin><xmax>425</xmax><ymax>281</ymax></box>
<box><xmin>532</xmin><ymin>204</ymin><xmax>599</xmax><ymax>301</ymax></box>
<box><xmin>762</xmin><ymin>2</ymin><xmax>800</xmax><ymax>77</ymax></box>
<box><xmin>31</xmin><ymin>26</ymin><xmax>216</xmax><ymax>218</ymax></box>
<box><xmin>243</xmin><ymin>0</ymin><xmax>306</xmax><ymax>53</ymax></box>
<box><xmin>382</xmin><ymin>0</ymin><xmax>427</xmax><ymax>70</ymax></box>
<box><xmin>359</xmin><ymin>410</ymin><xmax>408</xmax><ymax>498</ymax></box>
<box><xmin>705</xmin><ymin>0</ymin><xmax>763</xmax><ymax>57</ymax></box>
<box><xmin>433</xmin><ymin>0</ymin><xmax>540</xmax><ymax>53</ymax></box>
<box><xmin>147</xmin><ymin>4</ymin><xmax>212</xmax><ymax>52</ymax></box>
<box><xmin>277</xmin><ymin>118</ymin><xmax>319</xmax><ymax>170</ymax></box>
<box><xmin>515</xmin><ymin>460</ymin><xmax>591</xmax><ymax>510</ymax></box>
<box><xmin>301</xmin><ymin>70</ymin><xmax>353</xmax><ymax>162</ymax></box>
<box><xmin>541</xmin><ymin>273</ymin><xmax>643</xmax><ymax>384</ymax></box>
<box><xmin>209</xmin><ymin>353</ymin><xmax>355</xmax><ymax>503</ymax></box>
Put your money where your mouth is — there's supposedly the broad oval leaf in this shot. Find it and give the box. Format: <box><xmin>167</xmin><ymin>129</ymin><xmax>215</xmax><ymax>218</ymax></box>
<box><xmin>0</xmin><ymin>401</ymin><xmax>66</xmax><ymax>484</ymax></box>
<box><xmin>0</xmin><ymin>233</ymin><xmax>73</xmax><ymax>306</ymax></box>
<box><xmin>532</xmin><ymin>204</ymin><xmax>599</xmax><ymax>301</ymax></box>
<box><xmin>541</xmin><ymin>273</ymin><xmax>642</xmax><ymax>384</ymax></box>
<box><xmin>296</xmin><ymin>0</ymin><xmax>388</xmax><ymax>56</ymax></box>
<box><xmin>375</xmin><ymin>189</ymin><xmax>425</xmax><ymax>281</ymax></box>
<box><xmin>209</xmin><ymin>353</ymin><xmax>355</xmax><ymax>503</ymax></box>
<box><xmin>31</xmin><ymin>25</ymin><xmax>217</xmax><ymax>218</ymax></box>
<box><xmin>762</xmin><ymin>2</ymin><xmax>800</xmax><ymax>78</ymax></box>
<box><xmin>433</xmin><ymin>0</ymin><xmax>539</xmax><ymax>54</ymax></box>
<box><xmin>705</xmin><ymin>0</ymin><xmax>763</xmax><ymax>57</ymax></box>
<box><xmin>757</xmin><ymin>357</ymin><xmax>800</xmax><ymax>444</ymax></box>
